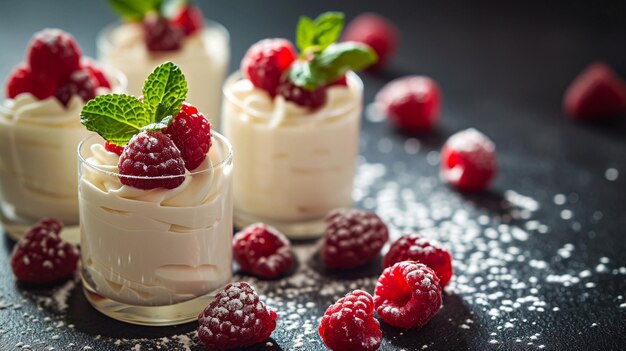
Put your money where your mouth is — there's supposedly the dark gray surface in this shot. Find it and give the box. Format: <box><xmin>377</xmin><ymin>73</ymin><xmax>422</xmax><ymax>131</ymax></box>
<box><xmin>1</xmin><ymin>1</ymin><xmax>626</xmax><ymax>350</ymax></box>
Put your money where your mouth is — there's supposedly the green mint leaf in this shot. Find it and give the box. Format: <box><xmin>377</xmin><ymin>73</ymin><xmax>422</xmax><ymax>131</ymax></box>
<box><xmin>107</xmin><ymin>0</ymin><xmax>162</xmax><ymax>21</ymax></box>
<box><xmin>296</xmin><ymin>16</ymin><xmax>316</xmax><ymax>52</ymax></box>
<box><xmin>142</xmin><ymin>61</ymin><xmax>188</xmax><ymax>124</ymax></box>
<box><xmin>288</xmin><ymin>60</ymin><xmax>325</xmax><ymax>91</ymax></box>
<box><xmin>296</xmin><ymin>12</ymin><xmax>344</xmax><ymax>54</ymax></box>
<box><xmin>80</xmin><ymin>94</ymin><xmax>147</xmax><ymax>146</ymax></box>
<box><xmin>141</xmin><ymin>115</ymin><xmax>174</xmax><ymax>132</ymax></box>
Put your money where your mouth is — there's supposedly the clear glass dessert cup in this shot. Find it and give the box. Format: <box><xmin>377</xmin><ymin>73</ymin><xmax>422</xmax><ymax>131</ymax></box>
<box><xmin>221</xmin><ymin>71</ymin><xmax>363</xmax><ymax>239</ymax></box>
<box><xmin>0</xmin><ymin>66</ymin><xmax>127</xmax><ymax>243</ymax></box>
<box><xmin>97</xmin><ymin>19</ymin><xmax>230</xmax><ymax>128</ymax></box>
<box><xmin>78</xmin><ymin>132</ymin><xmax>233</xmax><ymax>326</ymax></box>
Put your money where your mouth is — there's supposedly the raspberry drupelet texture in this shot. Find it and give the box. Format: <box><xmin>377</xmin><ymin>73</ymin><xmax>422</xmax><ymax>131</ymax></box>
<box><xmin>197</xmin><ymin>282</ymin><xmax>277</xmax><ymax>350</ymax></box>
<box><xmin>342</xmin><ymin>13</ymin><xmax>398</xmax><ymax>70</ymax></box>
<box><xmin>241</xmin><ymin>38</ymin><xmax>297</xmax><ymax>97</ymax></box>
<box><xmin>55</xmin><ymin>69</ymin><xmax>98</xmax><ymax>106</ymax></box>
<box><xmin>143</xmin><ymin>13</ymin><xmax>185</xmax><ymax>52</ymax></box>
<box><xmin>80</xmin><ymin>58</ymin><xmax>112</xmax><ymax>89</ymax></box>
<box><xmin>318</xmin><ymin>290</ymin><xmax>382</xmax><ymax>351</ymax></box>
<box><xmin>383</xmin><ymin>233</ymin><xmax>454</xmax><ymax>287</ymax></box>
<box><xmin>164</xmin><ymin>102</ymin><xmax>211</xmax><ymax>171</ymax></box>
<box><xmin>233</xmin><ymin>223</ymin><xmax>294</xmax><ymax>279</ymax></box>
<box><xmin>6</xmin><ymin>64</ymin><xmax>57</xmax><ymax>100</ymax></box>
<box><xmin>118</xmin><ymin>131</ymin><xmax>186</xmax><ymax>190</ymax></box>
<box><xmin>27</xmin><ymin>29</ymin><xmax>82</xmax><ymax>83</ymax></box>
<box><xmin>10</xmin><ymin>218</ymin><xmax>79</xmax><ymax>284</ymax></box>
<box><xmin>276</xmin><ymin>74</ymin><xmax>328</xmax><ymax>110</ymax></box>
<box><xmin>104</xmin><ymin>141</ymin><xmax>124</xmax><ymax>155</ymax></box>
<box><xmin>374</xmin><ymin>261</ymin><xmax>442</xmax><ymax>329</ymax></box>
<box><xmin>321</xmin><ymin>208</ymin><xmax>389</xmax><ymax>269</ymax></box>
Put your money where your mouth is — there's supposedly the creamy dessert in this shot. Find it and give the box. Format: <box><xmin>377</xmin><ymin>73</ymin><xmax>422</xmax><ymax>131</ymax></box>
<box><xmin>0</xmin><ymin>29</ymin><xmax>125</xmax><ymax>241</ymax></box>
<box><xmin>222</xmin><ymin>12</ymin><xmax>376</xmax><ymax>237</ymax></box>
<box><xmin>98</xmin><ymin>1</ymin><xmax>229</xmax><ymax>126</ymax></box>
<box><xmin>78</xmin><ymin>62</ymin><xmax>232</xmax><ymax>325</ymax></box>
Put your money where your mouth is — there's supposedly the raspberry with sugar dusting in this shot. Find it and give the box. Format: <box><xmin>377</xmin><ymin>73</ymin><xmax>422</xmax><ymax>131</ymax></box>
<box><xmin>27</xmin><ymin>28</ymin><xmax>82</xmax><ymax>83</ymax></box>
<box><xmin>197</xmin><ymin>282</ymin><xmax>277</xmax><ymax>350</ymax></box>
<box><xmin>142</xmin><ymin>13</ymin><xmax>185</xmax><ymax>52</ymax></box>
<box><xmin>241</xmin><ymin>38</ymin><xmax>297</xmax><ymax>97</ymax></box>
<box><xmin>233</xmin><ymin>223</ymin><xmax>294</xmax><ymax>279</ymax></box>
<box><xmin>55</xmin><ymin>69</ymin><xmax>99</xmax><ymax>106</ymax></box>
<box><xmin>164</xmin><ymin>102</ymin><xmax>211</xmax><ymax>171</ymax></box>
<box><xmin>441</xmin><ymin>128</ymin><xmax>497</xmax><ymax>192</ymax></box>
<box><xmin>5</xmin><ymin>64</ymin><xmax>57</xmax><ymax>100</ymax></box>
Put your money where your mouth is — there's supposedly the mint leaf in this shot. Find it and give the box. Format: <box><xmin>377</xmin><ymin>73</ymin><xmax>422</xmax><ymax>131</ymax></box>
<box><xmin>288</xmin><ymin>60</ymin><xmax>325</xmax><ymax>91</ymax></box>
<box><xmin>107</xmin><ymin>0</ymin><xmax>163</xmax><ymax>21</ymax></box>
<box><xmin>142</xmin><ymin>61</ymin><xmax>188</xmax><ymax>123</ymax></box>
<box><xmin>296</xmin><ymin>12</ymin><xmax>344</xmax><ymax>54</ymax></box>
<box><xmin>141</xmin><ymin>115</ymin><xmax>174</xmax><ymax>132</ymax></box>
<box><xmin>296</xmin><ymin>16</ymin><xmax>316</xmax><ymax>52</ymax></box>
<box><xmin>80</xmin><ymin>94</ymin><xmax>147</xmax><ymax>146</ymax></box>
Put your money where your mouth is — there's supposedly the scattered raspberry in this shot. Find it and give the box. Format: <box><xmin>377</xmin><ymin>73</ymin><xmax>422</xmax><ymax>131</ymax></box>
<box><xmin>104</xmin><ymin>141</ymin><xmax>124</xmax><ymax>155</ymax></box>
<box><xmin>241</xmin><ymin>38</ymin><xmax>297</xmax><ymax>96</ymax></box>
<box><xmin>321</xmin><ymin>208</ymin><xmax>389</xmax><ymax>269</ymax></box>
<box><xmin>55</xmin><ymin>69</ymin><xmax>98</xmax><ymax>106</ymax></box>
<box><xmin>10</xmin><ymin>218</ymin><xmax>79</xmax><ymax>284</ymax></box>
<box><xmin>342</xmin><ymin>13</ymin><xmax>398</xmax><ymax>70</ymax></box>
<box><xmin>81</xmin><ymin>58</ymin><xmax>112</xmax><ymax>89</ymax></box>
<box><xmin>383</xmin><ymin>234</ymin><xmax>453</xmax><ymax>287</ymax></box>
<box><xmin>143</xmin><ymin>13</ymin><xmax>184</xmax><ymax>52</ymax></box>
<box><xmin>376</xmin><ymin>76</ymin><xmax>441</xmax><ymax>133</ymax></box>
<box><xmin>118</xmin><ymin>131</ymin><xmax>185</xmax><ymax>190</ymax></box>
<box><xmin>164</xmin><ymin>102</ymin><xmax>211</xmax><ymax>170</ymax></box>
<box><xmin>440</xmin><ymin>128</ymin><xmax>497</xmax><ymax>192</ymax></box>
<box><xmin>318</xmin><ymin>290</ymin><xmax>382</xmax><ymax>351</ymax></box>
<box><xmin>563</xmin><ymin>62</ymin><xmax>626</xmax><ymax>121</ymax></box>
<box><xmin>27</xmin><ymin>28</ymin><xmax>81</xmax><ymax>83</ymax></box>
<box><xmin>173</xmin><ymin>5</ymin><xmax>204</xmax><ymax>36</ymax></box>
<box><xmin>197</xmin><ymin>282</ymin><xmax>277</xmax><ymax>350</ymax></box>
<box><xmin>5</xmin><ymin>65</ymin><xmax>57</xmax><ymax>100</ymax></box>
<box><xmin>374</xmin><ymin>261</ymin><xmax>442</xmax><ymax>329</ymax></box>
<box><xmin>277</xmin><ymin>74</ymin><xmax>327</xmax><ymax>110</ymax></box>
<box><xmin>233</xmin><ymin>223</ymin><xmax>294</xmax><ymax>279</ymax></box>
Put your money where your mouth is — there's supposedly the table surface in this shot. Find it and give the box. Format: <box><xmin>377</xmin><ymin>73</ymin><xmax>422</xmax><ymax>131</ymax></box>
<box><xmin>1</xmin><ymin>1</ymin><xmax>626</xmax><ymax>350</ymax></box>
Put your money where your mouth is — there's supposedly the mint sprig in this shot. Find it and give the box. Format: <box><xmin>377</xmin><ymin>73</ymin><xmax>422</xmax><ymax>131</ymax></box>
<box><xmin>296</xmin><ymin>12</ymin><xmax>344</xmax><ymax>55</ymax></box>
<box><xmin>107</xmin><ymin>0</ymin><xmax>164</xmax><ymax>21</ymax></box>
<box><xmin>80</xmin><ymin>61</ymin><xmax>187</xmax><ymax>146</ymax></box>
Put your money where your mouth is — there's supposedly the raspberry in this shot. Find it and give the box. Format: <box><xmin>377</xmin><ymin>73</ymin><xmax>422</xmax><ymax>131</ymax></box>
<box><xmin>440</xmin><ymin>128</ymin><xmax>497</xmax><ymax>192</ymax></box>
<box><xmin>276</xmin><ymin>74</ymin><xmax>327</xmax><ymax>110</ymax></box>
<box><xmin>563</xmin><ymin>62</ymin><xmax>626</xmax><ymax>121</ymax></box>
<box><xmin>197</xmin><ymin>282</ymin><xmax>277</xmax><ymax>350</ymax></box>
<box><xmin>241</xmin><ymin>38</ymin><xmax>297</xmax><ymax>96</ymax></box>
<box><xmin>5</xmin><ymin>64</ymin><xmax>57</xmax><ymax>100</ymax></box>
<box><xmin>376</xmin><ymin>76</ymin><xmax>441</xmax><ymax>133</ymax></box>
<box><xmin>342</xmin><ymin>13</ymin><xmax>398</xmax><ymax>70</ymax></box>
<box><xmin>27</xmin><ymin>28</ymin><xmax>81</xmax><ymax>83</ymax></box>
<box><xmin>164</xmin><ymin>102</ymin><xmax>211</xmax><ymax>170</ymax></box>
<box><xmin>80</xmin><ymin>58</ymin><xmax>112</xmax><ymax>89</ymax></box>
<box><xmin>104</xmin><ymin>141</ymin><xmax>124</xmax><ymax>155</ymax></box>
<box><xmin>318</xmin><ymin>290</ymin><xmax>382</xmax><ymax>351</ymax></box>
<box><xmin>142</xmin><ymin>13</ymin><xmax>184</xmax><ymax>52</ymax></box>
<box><xmin>10</xmin><ymin>218</ymin><xmax>79</xmax><ymax>284</ymax></box>
<box><xmin>321</xmin><ymin>208</ymin><xmax>389</xmax><ymax>269</ymax></box>
<box><xmin>330</xmin><ymin>75</ymin><xmax>348</xmax><ymax>87</ymax></box>
<box><xmin>118</xmin><ymin>131</ymin><xmax>185</xmax><ymax>190</ymax></box>
<box><xmin>383</xmin><ymin>234</ymin><xmax>453</xmax><ymax>287</ymax></box>
<box><xmin>55</xmin><ymin>69</ymin><xmax>98</xmax><ymax>106</ymax></box>
<box><xmin>173</xmin><ymin>5</ymin><xmax>204</xmax><ymax>36</ymax></box>
<box><xmin>374</xmin><ymin>261</ymin><xmax>442</xmax><ymax>329</ymax></box>
<box><xmin>233</xmin><ymin>223</ymin><xmax>294</xmax><ymax>279</ymax></box>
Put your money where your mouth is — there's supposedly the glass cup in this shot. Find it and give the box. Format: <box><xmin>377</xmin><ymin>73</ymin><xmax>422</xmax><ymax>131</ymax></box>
<box><xmin>0</xmin><ymin>67</ymin><xmax>126</xmax><ymax>243</ymax></box>
<box><xmin>221</xmin><ymin>71</ymin><xmax>363</xmax><ymax>238</ymax></box>
<box><xmin>78</xmin><ymin>132</ymin><xmax>233</xmax><ymax>326</ymax></box>
<box><xmin>97</xmin><ymin>20</ymin><xmax>230</xmax><ymax>128</ymax></box>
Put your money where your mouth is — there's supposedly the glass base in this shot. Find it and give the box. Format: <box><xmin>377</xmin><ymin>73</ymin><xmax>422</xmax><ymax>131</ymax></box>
<box><xmin>234</xmin><ymin>209</ymin><xmax>325</xmax><ymax>239</ymax></box>
<box><xmin>82</xmin><ymin>271</ymin><xmax>221</xmax><ymax>326</ymax></box>
<box><xmin>1</xmin><ymin>209</ymin><xmax>80</xmax><ymax>243</ymax></box>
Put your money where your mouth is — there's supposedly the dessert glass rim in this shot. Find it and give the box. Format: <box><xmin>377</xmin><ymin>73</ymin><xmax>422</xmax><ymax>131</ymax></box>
<box><xmin>77</xmin><ymin>130</ymin><xmax>233</xmax><ymax>180</ymax></box>
<box><xmin>222</xmin><ymin>70</ymin><xmax>364</xmax><ymax>119</ymax></box>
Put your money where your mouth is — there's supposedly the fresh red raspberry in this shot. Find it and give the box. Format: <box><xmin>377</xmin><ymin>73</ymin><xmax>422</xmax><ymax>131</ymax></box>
<box><xmin>318</xmin><ymin>290</ymin><xmax>382</xmax><ymax>351</ymax></box>
<box><xmin>376</xmin><ymin>76</ymin><xmax>441</xmax><ymax>133</ymax></box>
<box><xmin>374</xmin><ymin>261</ymin><xmax>442</xmax><ymax>329</ymax></box>
<box><xmin>233</xmin><ymin>223</ymin><xmax>294</xmax><ymax>279</ymax></box>
<box><xmin>80</xmin><ymin>58</ymin><xmax>112</xmax><ymax>89</ymax></box>
<box><xmin>173</xmin><ymin>5</ymin><xmax>204</xmax><ymax>36</ymax></box>
<box><xmin>142</xmin><ymin>13</ymin><xmax>185</xmax><ymax>52</ymax></box>
<box><xmin>241</xmin><ymin>38</ymin><xmax>297</xmax><ymax>96</ymax></box>
<box><xmin>383</xmin><ymin>234</ymin><xmax>453</xmax><ymax>287</ymax></box>
<box><xmin>118</xmin><ymin>131</ymin><xmax>186</xmax><ymax>190</ymax></box>
<box><xmin>563</xmin><ymin>62</ymin><xmax>626</xmax><ymax>121</ymax></box>
<box><xmin>276</xmin><ymin>74</ymin><xmax>327</xmax><ymax>110</ymax></box>
<box><xmin>27</xmin><ymin>28</ymin><xmax>82</xmax><ymax>83</ymax></box>
<box><xmin>164</xmin><ymin>102</ymin><xmax>211</xmax><ymax>170</ymax></box>
<box><xmin>321</xmin><ymin>208</ymin><xmax>389</xmax><ymax>269</ymax></box>
<box><xmin>330</xmin><ymin>75</ymin><xmax>348</xmax><ymax>87</ymax></box>
<box><xmin>55</xmin><ymin>69</ymin><xmax>99</xmax><ymax>106</ymax></box>
<box><xmin>104</xmin><ymin>141</ymin><xmax>124</xmax><ymax>155</ymax></box>
<box><xmin>441</xmin><ymin>128</ymin><xmax>497</xmax><ymax>192</ymax></box>
<box><xmin>5</xmin><ymin>65</ymin><xmax>57</xmax><ymax>100</ymax></box>
<box><xmin>197</xmin><ymin>282</ymin><xmax>277</xmax><ymax>350</ymax></box>
<box><xmin>342</xmin><ymin>13</ymin><xmax>398</xmax><ymax>70</ymax></box>
<box><xmin>10</xmin><ymin>218</ymin><xmax>79</xmax><ymax>284</ymax></box>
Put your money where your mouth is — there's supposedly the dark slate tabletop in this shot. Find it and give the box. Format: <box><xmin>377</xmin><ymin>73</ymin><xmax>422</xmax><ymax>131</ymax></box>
<box><xmin>1</xmin><ymin>1</ymin><xmax>626</xmax><ymax>350</ymax></box>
